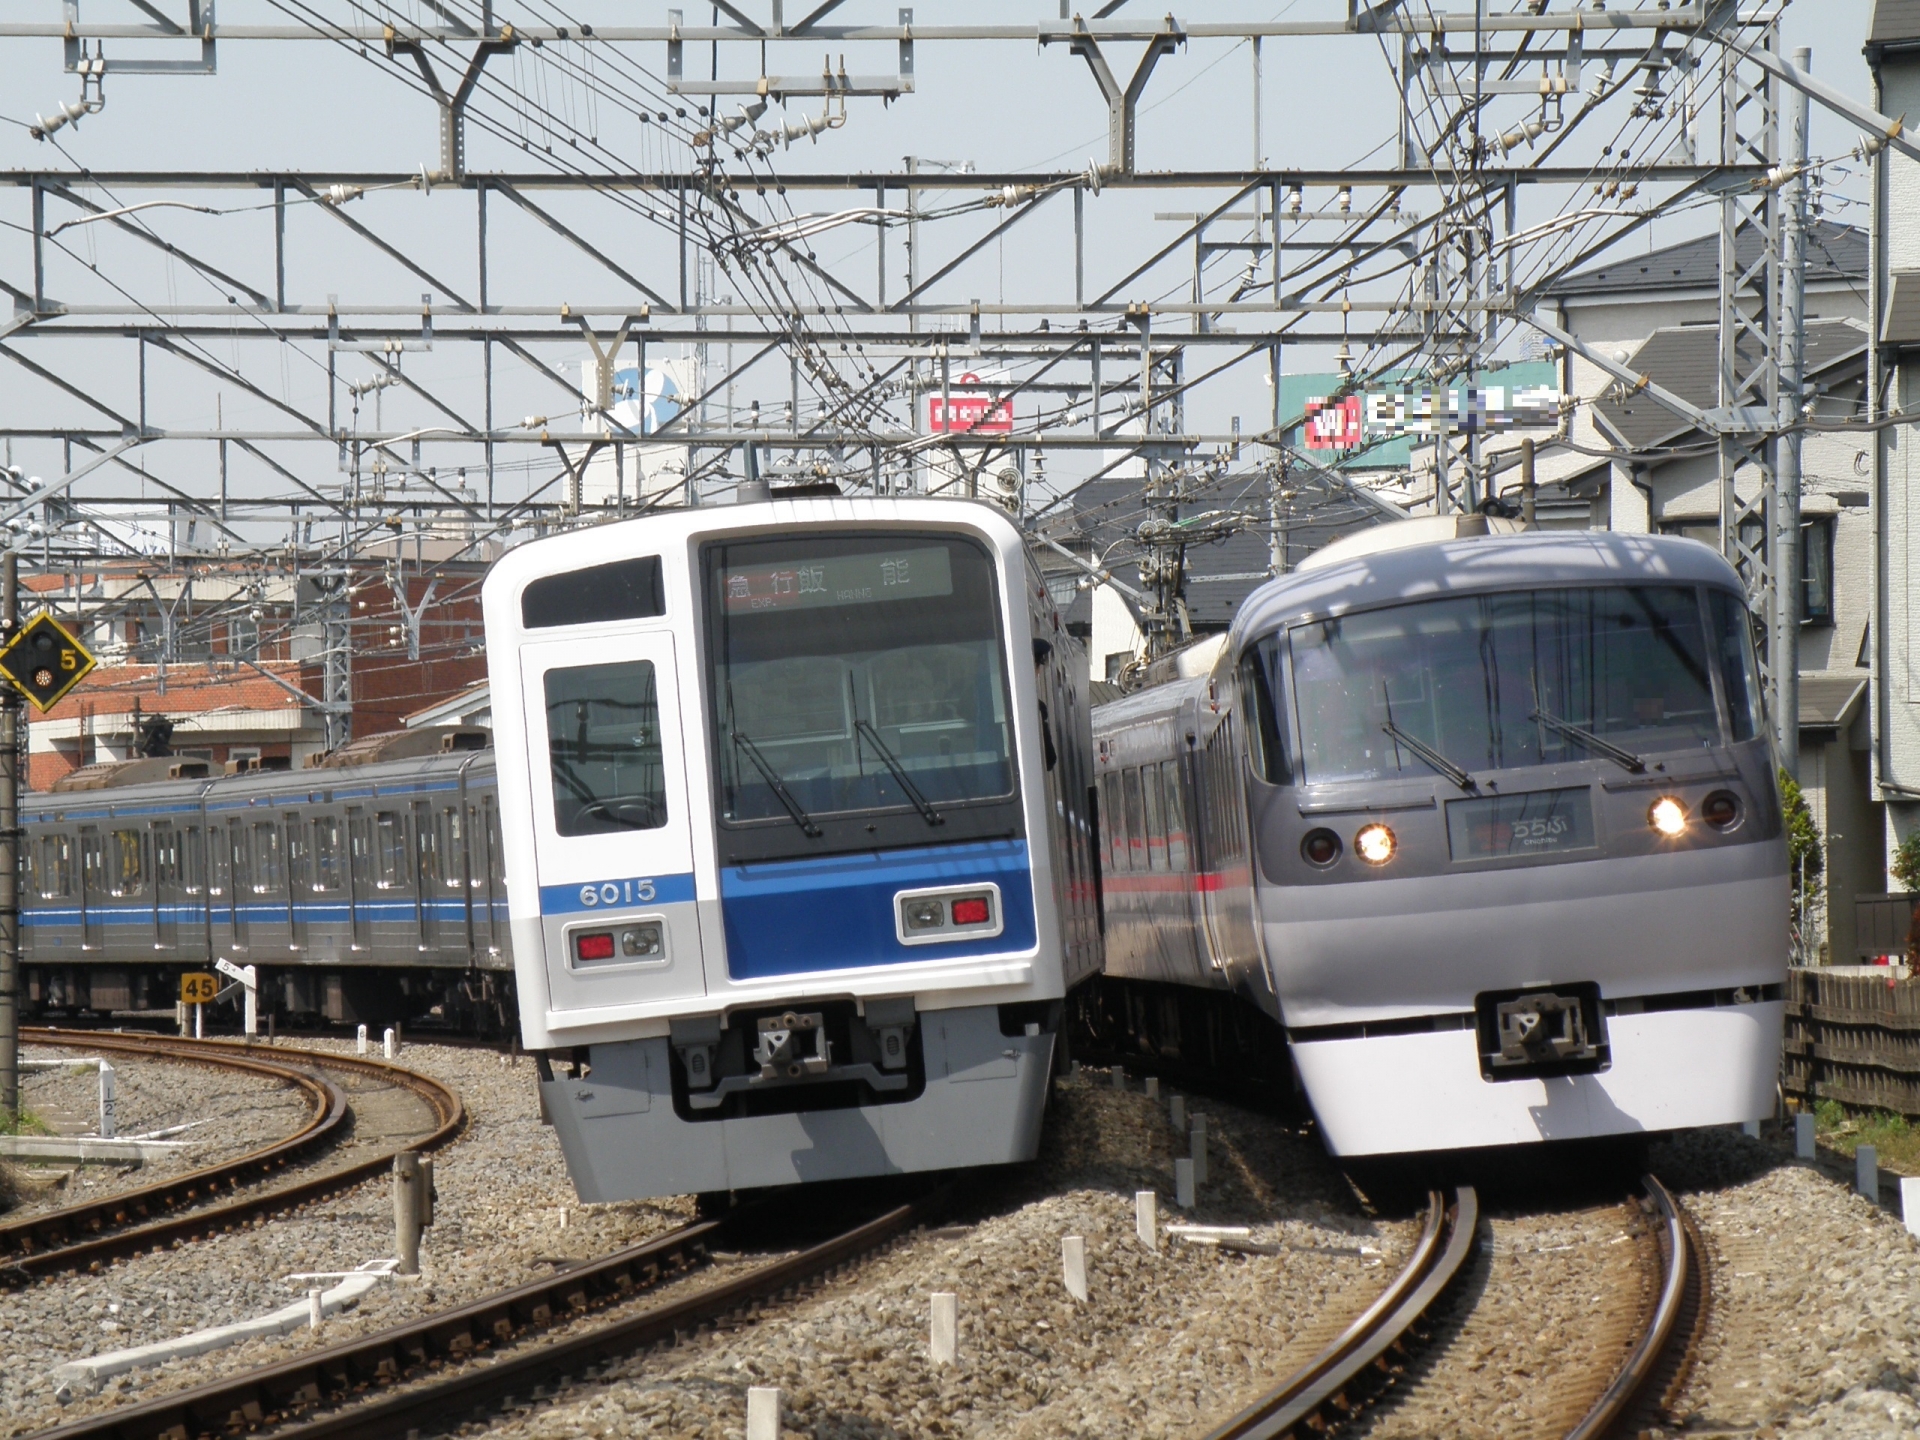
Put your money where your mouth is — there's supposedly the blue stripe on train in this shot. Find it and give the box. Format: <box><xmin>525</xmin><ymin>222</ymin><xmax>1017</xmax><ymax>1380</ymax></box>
<box><xmin>718</xmin><ymin>839</ymin><xmax>1035</xmax><ymax>981</ymax></box>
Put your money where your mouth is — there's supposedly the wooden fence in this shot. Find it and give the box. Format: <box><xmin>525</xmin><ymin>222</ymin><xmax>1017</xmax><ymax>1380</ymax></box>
<box><xmin>1784</xmin><ymin>965</ymin><xmax>1920</xmax><ymax>1115</ymax></box>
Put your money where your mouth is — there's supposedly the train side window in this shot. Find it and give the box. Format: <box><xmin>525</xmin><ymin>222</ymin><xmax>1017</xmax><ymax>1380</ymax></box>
<box><xmin>153</xmin><ymin>826</ymin><xmax>178</xmax><ymax>886</ymax></box>
<box><xmin>209</xmin><ymin>825</ymin><xmax>230</xmax><ymax>896</ymax></box>
<box><xmin>375</xmin><ymin>812</ymin><xmax>408</xmax><ymax>888</ymax></box>
<box><xmin>484</xmin><ymin>796</ymin><xmax>505</xmax><ymax>890</ymax></box>
<box><xmin>39</xmin><ymin>834</ymin><xmax>72</xmax><ymax>899</ymax></box>
<box><xmin>1142</xmin><ymin>763</ymin><xmax>1167</xmax><ymax>871</ymax></box>
<box><xmin>437</xmin><ymin>808</ymin><xmax>465</xmax><ymax>890</ymax></box>
<box><xmin>312</xmin><ymin>817</ymin><xmax>345</xmax><ymax>892</ymax></box>
<box><xmin>413</xmin><ymin>803</ymin><xmax>440</xmax><ymax>890</ymax></box>
<box><xmin>1161</xmin><ymin>759</ymin><xmax>1189</xmax><ymax>870</ymax></box>
<box><xmin>1242</xmin><ymin>646</ymin><xmax>1292</xmax><ymax>785</ymax></box>
<box><xmin>286</xmin><ymin>817</ymin><xmax>310</xmax><ymax>896</ymax></box>
<box><xmin>180</xmin><ymin>826</ymin><xmax>204</xmax><ymax>895</ymax></box>
<box><xmin>109</xmin><ymin>828</ymin><xmax>146</xmax><ymax>896</ymax></box>
<box><xmin>1099</xmin><ymin>774</ymin><xmax>1124</xmax><ymax>875</ymax></box>
<box><xmin>252</xmin><ymin>821</ymin><xmax>286</xmax><ymax>894</ymax></box>
<box><xmin>1121</xmin><ymin>767</ymin><xmax>1145</xmax><ymax>871</ymax></box>
<box><xmin>80</xmin><ymin>829</ymin><xmax>104</xmax><ymax>898</ymax></box>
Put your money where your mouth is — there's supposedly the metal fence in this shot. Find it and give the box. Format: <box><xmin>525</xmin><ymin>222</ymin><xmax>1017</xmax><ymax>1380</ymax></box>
<box><xmin>1784</xmin><ymin>965</ymin><xmax>1920</xmax><ymax>1116</ymax></box>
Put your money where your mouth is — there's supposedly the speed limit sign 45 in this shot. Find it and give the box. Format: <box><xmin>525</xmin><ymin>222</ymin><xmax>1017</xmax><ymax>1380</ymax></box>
<box><xmin>180</xmin><ymin>973</ymin><xmax>218</xmax><ymax>1005</ymax></box>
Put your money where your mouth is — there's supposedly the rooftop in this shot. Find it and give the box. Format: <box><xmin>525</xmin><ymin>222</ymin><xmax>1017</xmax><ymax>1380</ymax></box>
<box><xmin>1546</xmin><ymin>221</ymin><xmax>1865</xmax><ymax>301</ymax></box>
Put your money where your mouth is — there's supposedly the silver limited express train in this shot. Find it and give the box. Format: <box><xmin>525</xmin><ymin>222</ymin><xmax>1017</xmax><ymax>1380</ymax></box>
<box><xmin>483</xmin><ymin>495</ymin><xmax>1099</xmax><ymax>1200</ymax></box>
<box><xmin>1086</xmin><ymin>518</ymin><xmax>1787</xmax><ymax>1156</ymax></box>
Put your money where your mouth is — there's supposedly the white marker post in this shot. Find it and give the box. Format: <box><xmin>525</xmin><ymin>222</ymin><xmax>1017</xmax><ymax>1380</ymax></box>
<box><xmin>1111</xmin><ymin>1067</ymin><xmax>1125</xmax><ymax>1091</ymax></box>
<box><xmin>1144</xmin><ymin>1076</ymin><xmax>1160</xmax><ymax>1099</ymax></box>
<box><xmin>214</xmin><ymin>959</ymin><xmax>258</xmax><ymax>1040</ymax></box>
<box><xmin>356</xmin><ymin>1024</ymin><xmax>368</xmax><ymax>1055</ymax></box>
<box><xmin>194</xmin><ymin>1002</ymin><xmax>203</xmax><ymax>1039</ymax></box>
<box><xmin>1062</xmin><ymin>1235</ymin><xmax>1088</xmax><ymax>1301</ymax></box>
<box><xmin>383</xmin><ymin>1028</ymin><xmax>395</xmax><ymax>1060</ymax></box>
<box><xmin>746</xmin><ymin>1388</ymin><xmax>782</xmax><ymax>1440</ymax></box>
<box><xmin>1190</xmin><ymin>1115</ymin><xmax>1209</xmax><ymax>1186</ymax></box>
<box><xmin>1795</xmin><ymin>1111</ymin><xmax>1816</xmax><ymax>1159</ymax></box>
<box><xmin>1858</xmin><ymin>1144</ymin><xmax>1880</xmax><ymax>1202</ymax></box>
<box><xmin>308</xmin><ymin>1288</ymin><xmax>324</xmax><ymax>1329</ymax></box>
<box><xmin>1170</xmin><ymin>1095</ymin><xmax>1187</xmax><ymax>1131</ymax></box>
<box><xmin>97</xmin><ymin>1060</ymin><xmax>115</xmax><ymax>1139</ymax></box>
<box><xmin>1175</xmin><ymin>1158</ymin><xmax>1196</xmax><ymax>1210</ymax></box>
<box><xmin>1136</xmin><ymin>1191</ymin><xmax>1158</xmax><ymax>1249</ymax></box>
<box><xmin>1903</xmin><ymin>1178</ymin><xmax>1920</xmax><ymax>1240</ymax></box>
<box><xmin>930</xmin><ymin>1292</ymin><xmax>957</xmax><ymax>1365</ymax></box>
<box><xmin>1742</xmin><ymin>1119</ymin><xmax>1761</xmax><ymax>1138</ymax></box>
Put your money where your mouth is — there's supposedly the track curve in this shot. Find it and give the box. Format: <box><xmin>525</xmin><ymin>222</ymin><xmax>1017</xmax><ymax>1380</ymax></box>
<box><xmin>5</xmin><ymin>1030</ymin><xmax>462</xmax><ymax>1284</ymax></box>
<box><xmin>1202</xmin><ymin>1186</ymin><xmax>1481</xmax><ymax>1440</ymax></box>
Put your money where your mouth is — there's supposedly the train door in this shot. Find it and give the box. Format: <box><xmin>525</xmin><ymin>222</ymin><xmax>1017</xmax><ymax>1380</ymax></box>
<box><xmin>151</xmin><ymin>822</ymin><xmax>179</xmax><ymax>952</ymax></box>
<box><xmin>78</xmin><ymin>826</ymin><xmax>104</xmax><ymax>951</ymax></box>
<box><xmin>480</xmin><ymin>792</ymin><xmax>504</xmax><ymax>957</ymax></box>
<box><xmin>442</xmin><ymin>801</ymin><xmax>475</xmax><ymax>960</ymax></box>
<box><xmin>179</xmin><ymin>822</ymin><xmax>209</xmax><ymax>962</ymax></box>
<box><xmin>227</xmin><ymin>818</ymin><xmax>251</xmax><ymax>950</ymax></box>
<box><xmin>285</xmin><ymin>812</ymin><xmax>308</xmax><ymax>952</ymax></box>
<box><xmin>310</xmin><ymin>814</ymin><xmax>347</xmax><ymax>957</ymax></box>
<box><xmin>518</xmin><ymin>631</ymin><xmax>705</xmax><ymax>1012</ymax></box>
<box><xmin>346</xmin><ymin>808</ymin><xmax>372</xmax><ymax>951</ymax></box>
<box><xmin>411</xmin><ymin>800</ymin><xmax>438</xmax><ymax>952</ymax></box>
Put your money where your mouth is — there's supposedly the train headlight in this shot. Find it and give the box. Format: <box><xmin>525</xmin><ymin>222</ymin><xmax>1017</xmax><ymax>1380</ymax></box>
<box><xmin>1301</xmin><ymin>828</ymin><xmax>1342</xmax><ymax>867</ymax></box>
<box><xmin>1648</xmin><ymin>796</ymin><xmax>1688</xmax><ymax>837</ymax></box>
<box><xmin>1354</xmin><ymin>823</ymin><xmax>1396</xmax><ymax>865</ymax></box>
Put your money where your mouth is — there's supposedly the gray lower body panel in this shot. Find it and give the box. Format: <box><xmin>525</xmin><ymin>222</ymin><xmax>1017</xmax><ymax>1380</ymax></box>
<box><xmin>541</xmin><ymin>1004</ymin><xmax>1054</xmax><ymax>1201</ymax></box>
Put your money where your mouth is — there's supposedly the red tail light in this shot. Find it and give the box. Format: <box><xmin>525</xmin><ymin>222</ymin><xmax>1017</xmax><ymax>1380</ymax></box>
<box><xmin>951</xmin><ymin>896</ymin><xmax>991</xmax><ymax>926</ymax></box>
<box><xmin>575</xmin><ymin>932</ymin><xmax>616</xmax><ymax>962</ymax></box>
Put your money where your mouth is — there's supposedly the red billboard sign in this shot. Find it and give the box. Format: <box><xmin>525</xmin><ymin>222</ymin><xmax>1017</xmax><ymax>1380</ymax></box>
<box><xmin>927</xmin><ymin>373</ymin><xmax>1014</xmax><ymax>435</ymax></box>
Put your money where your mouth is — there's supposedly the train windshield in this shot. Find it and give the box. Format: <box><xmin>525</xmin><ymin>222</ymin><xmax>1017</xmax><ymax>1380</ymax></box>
<box><xmin>1286</xmin><ymin>585</ymin><xmax>1751</xmax><ymax>786</ymax></box>
<box><xmin>703</xmin><ymin>532</ymin><xmax>1016</xmax><ymax>858</ymax></box>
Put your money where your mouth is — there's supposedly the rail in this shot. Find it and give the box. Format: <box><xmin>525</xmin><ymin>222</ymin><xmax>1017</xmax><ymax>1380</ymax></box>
<box><xmin>1201</xmin><ymin>1185</ymin><xmax>1480</xmax><ymax>1440</ymax></box>
<box><xmin>5</xmin><ymin>1030</ymin><xmax>462</xmax><ymax>1283</ymax></box>
<box><xmin>27</xmin><ymin>1188</ymin><xmax>946</xmax><ymax>1440</ymax></box>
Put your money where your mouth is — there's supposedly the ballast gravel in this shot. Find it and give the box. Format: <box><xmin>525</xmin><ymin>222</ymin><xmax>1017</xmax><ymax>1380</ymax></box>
<box><xmin>7</xmin><ymin>1044</ymin><xmax>314</xmax><ymax>1218</ymax></box>
<box><xmin>1652</xmin><ymin>1126</ymin><xmax>1920</xmax><ymax>1439</ymax></box>
<box><xmin>475</xmin><ymin>1071</ymin><xmax>1416</xmax><ymax>1440</ymax></box>
<box><xmin>0</xmin><ymin>1039</ymin><xmax>691</xmax><ymax>1438</ymax></box>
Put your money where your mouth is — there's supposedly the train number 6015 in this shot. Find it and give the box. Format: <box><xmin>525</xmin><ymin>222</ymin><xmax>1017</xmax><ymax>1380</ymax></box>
<box><xmin>579</xmin><ymin>878</ymin><xmax>656</xmax><ymax>908</ymax></box>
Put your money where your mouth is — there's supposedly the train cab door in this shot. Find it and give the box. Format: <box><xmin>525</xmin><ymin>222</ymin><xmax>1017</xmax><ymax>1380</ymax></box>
<box><xmin>78</xmin><ymin>826</ymin><xmax>104</xmax><ymax>951</ymax></box>
<box><xmin>517</xmin><ymin>630</ymin><xmax>706</xmax><ymax>1013</ymax></box>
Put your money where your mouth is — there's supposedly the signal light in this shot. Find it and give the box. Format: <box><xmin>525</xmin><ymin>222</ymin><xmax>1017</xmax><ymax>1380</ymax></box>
<box><xmin>1301</xmin><ymin>828</ymin><xmax>1342</xmax><ymax>867</ymax></box>
<box><xmin>1701</xmin><ymin>791</ymin><xmax>1741</xmax><ymax>830</ymax></box>
<box><xmin>575</xmin><ymin>932</ymin><xmax>616</xmax><ymax>962</ymax></box>
<box><xmin>951</xmin><ymin>896</ymin><xmax>991</xmax><ymax>926</ymax></box>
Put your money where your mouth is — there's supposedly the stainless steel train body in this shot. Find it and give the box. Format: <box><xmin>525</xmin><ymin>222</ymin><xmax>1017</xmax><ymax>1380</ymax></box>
<box><xmin>482</xmin><ymin>496</ymin><xmax>1100</xmax><ymax>1200</ymax></box>
<box><xmin>1092</xmin><ymin>525</ymin><xmax>1788</xmax><ymax>1156</ymax></box>
<box><xmin>19</xmin><ymin>748</ymin><xmax>514</xmax><ymax>1027</ymax></box>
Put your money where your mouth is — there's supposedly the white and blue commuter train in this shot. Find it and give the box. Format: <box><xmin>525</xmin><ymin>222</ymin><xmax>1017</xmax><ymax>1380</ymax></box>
<box><xmin>1084</xmin><ymin>518</ymin><xmax>1788</xmax><ymax>1157</ymax></box>
<box><xmin>482</xmin><ymin>495</ymin><xmax>1100</xmax><ymax>1200</ymax></box>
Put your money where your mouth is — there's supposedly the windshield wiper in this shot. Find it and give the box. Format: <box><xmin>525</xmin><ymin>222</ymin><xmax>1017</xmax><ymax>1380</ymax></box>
<box><xmin>1379</xmin><ymin>680</ymin><xmax>1476</xmax><ymax>793</ymax></box>
<box><xmin>1380</xmin><ymin>719</ymin><xmax>1478</xmax><ymax>793</ymax></box>
<box><xmin>730</xmin><ymin>730</ymin><xmax>823</xmax><ymax>838</ymax></box>
<box><xmin>856</xmin><ymin>720</ymin><xmax>945</xmax><ymax>827</ymax></box>
<box><xmin>1529</xmin><ymin>706</ymin><xmax>1648</xmax><ymax>774</ymax></box>
<box><xmin>1529</xmin><ymin>672</ymin><xmax>1647</xmax><ymax>774</ymax></box>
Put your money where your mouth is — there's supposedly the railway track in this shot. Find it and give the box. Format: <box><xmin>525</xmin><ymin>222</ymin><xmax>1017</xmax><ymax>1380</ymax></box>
<box><xmin>27</xmin><ymin>1188</ymin><xmax>946</xmax><ymax>1440</ymax></box>
<box><xmin>1202</xmin><ymin>1174</ymin><xmax>1704</xmax><ymax>1440</ymax></box>
<box><xmin>1202</xmin><ymin>1186</ymin><xmax>1481</xmax><ymax>1440</ymax></box>
<box><xmin>5</xmin><ymin>1030</ymin><xmax>463</xmax><ymax>1284</ymax></box>
<box><xmin>1558</xmin><ymin>1174</ymin><xmax>1704</xmax><ymax>1440</ymax></box>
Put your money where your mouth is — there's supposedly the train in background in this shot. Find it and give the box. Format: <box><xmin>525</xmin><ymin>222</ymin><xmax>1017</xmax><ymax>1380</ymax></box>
<box><xmin>17</xmin><ymin>728</ymin><xmax>519</xmax><ymax>1033</ymax></box>
<box><xmin>1080</xmin><ymin>517</ymin><xmax>1788</xmax><ymax>1157</ymax></box>
<box><xmin>483</xmin><ymin>494</ymin><xmax>1099</xmax><ymax>1200</ymax></box>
